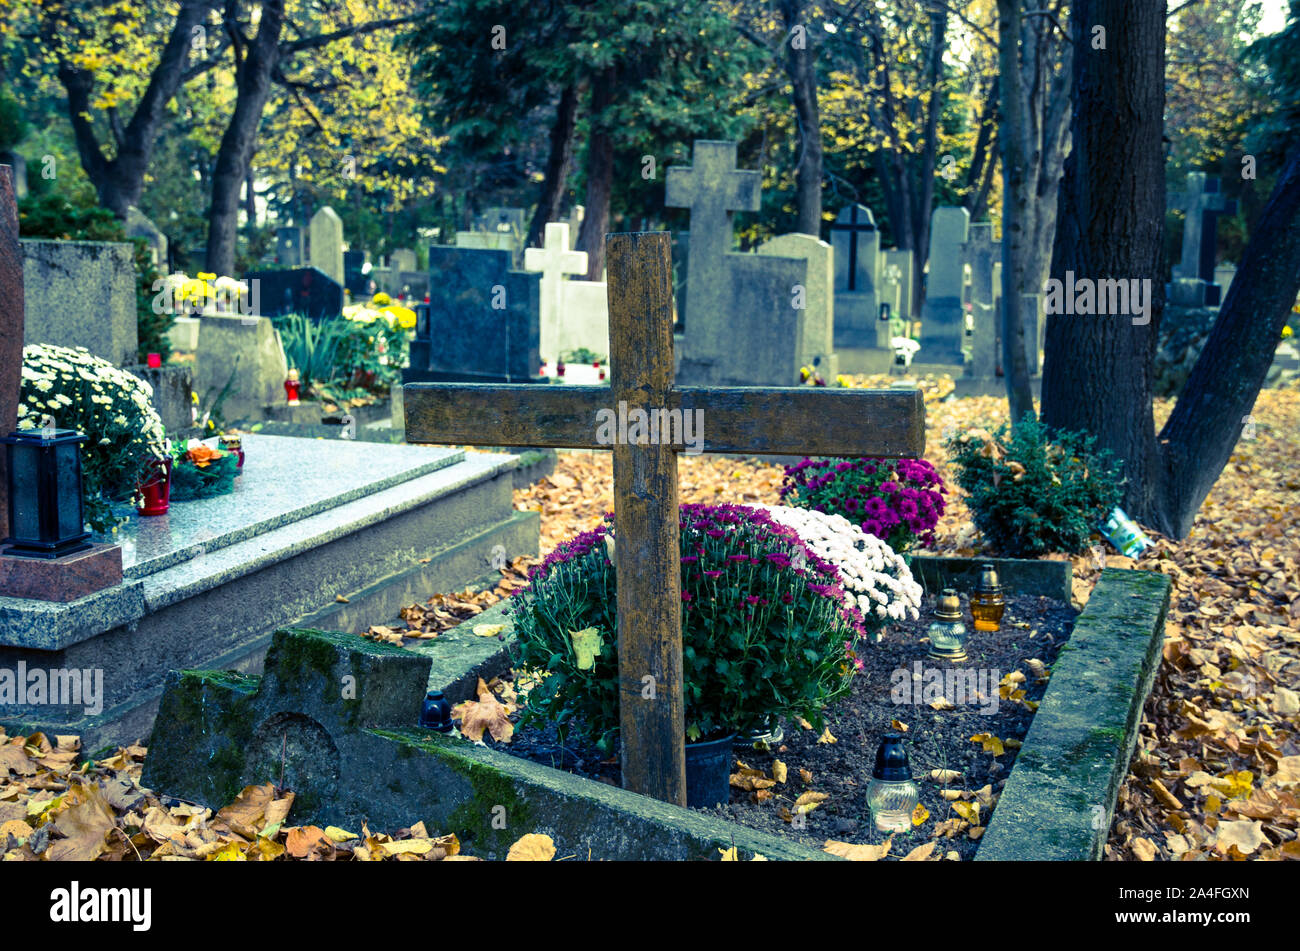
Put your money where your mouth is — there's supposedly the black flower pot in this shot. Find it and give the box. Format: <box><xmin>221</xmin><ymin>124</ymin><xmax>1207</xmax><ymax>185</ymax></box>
<box><xmin>684</xmin><ymin>733</ymin><xmax>736</xmax><ymax>808</ymax></box>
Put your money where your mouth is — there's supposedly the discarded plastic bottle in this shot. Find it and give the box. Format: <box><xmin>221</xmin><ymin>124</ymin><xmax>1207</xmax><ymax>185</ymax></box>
<box><xmin>1101</xmin><ymin>507</ymin><xmax>1153</xmax><ymax>558</ymax></box>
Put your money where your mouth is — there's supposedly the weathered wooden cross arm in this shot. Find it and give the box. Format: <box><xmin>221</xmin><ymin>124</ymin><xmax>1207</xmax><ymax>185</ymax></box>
<box><xmin>404</xmin><ymin>232</ymin><xmax>926</xmax><ymax>807</ymax></box>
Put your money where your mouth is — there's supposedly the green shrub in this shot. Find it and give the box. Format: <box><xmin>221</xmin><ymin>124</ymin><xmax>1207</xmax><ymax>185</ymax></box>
<box><xmin>509</xmin><ymin>504</ymin><xmax>864</xmax><ymax>753</ymax></box>
<box><xmin>945</xmin><ymin>414</ymin><xmax>1123</xmax><ymax>557</ymax></box>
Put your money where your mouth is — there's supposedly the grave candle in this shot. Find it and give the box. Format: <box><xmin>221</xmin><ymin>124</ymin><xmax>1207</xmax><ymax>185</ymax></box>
<box><xmin>970</xmin><ymin>563</ymin><xmax>1005</xmax><ymax>632</ymax></box>
<box><xmin>284</xmin><ymin>368</ymin><xmax>302</xmax><ymax>405</ymax></box>
<box><xmin>866</xmin><ymin>731</ymin><xmax>919</xmax><ymax>832</ymax></box>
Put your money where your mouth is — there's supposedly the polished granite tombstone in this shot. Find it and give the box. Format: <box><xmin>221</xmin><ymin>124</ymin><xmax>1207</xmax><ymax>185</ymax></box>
<box><xmin>0</xmin><ymin>433</ymin><xmax>538</xmax><ymax>750</ymax></box>
<box><xmin>405</xmin><ymin>246</ymin><xmax>542</xmax><ymax>384</ymax></box>
<box><xmin>243</xmin><ymin>266</ymin><xmax>344</xmax><ymax>321</ymax></box>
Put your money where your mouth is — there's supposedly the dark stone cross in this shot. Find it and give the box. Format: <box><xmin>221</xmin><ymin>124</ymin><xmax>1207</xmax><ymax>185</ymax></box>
<box><xmin>828</xmin><ymin>204</ymin><xmax>877</xmax><ymax>292</ymax></box>
<box><xmin>1171</xmin><ymin>172</ymin><xmax>1238</xmax><ymax>306</ymax></box>
<box><xmin>403</xmin><ymin>232</ymin><xmax>926</xmax><ymax>806</ymax></box>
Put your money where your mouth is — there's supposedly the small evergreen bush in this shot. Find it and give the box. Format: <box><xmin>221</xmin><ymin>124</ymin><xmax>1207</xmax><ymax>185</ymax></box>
<box><xmin>945</xmin><ymin>415</ymin><xmax>1123</xmax><ymax>556</ymax></box>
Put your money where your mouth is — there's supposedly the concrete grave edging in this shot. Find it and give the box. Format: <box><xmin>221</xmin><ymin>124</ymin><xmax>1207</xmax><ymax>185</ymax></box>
<box><xmin>975</xmin><ymin>568</ymin><xmax>1172</xmax><ymax>861</ymax></box>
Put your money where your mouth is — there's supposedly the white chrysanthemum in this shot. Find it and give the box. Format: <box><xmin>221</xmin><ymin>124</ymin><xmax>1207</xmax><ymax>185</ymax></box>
<box><xmin>756</xmin><ymin>504</ymin><xmax>924</xmax><ymax>636</ymax></box>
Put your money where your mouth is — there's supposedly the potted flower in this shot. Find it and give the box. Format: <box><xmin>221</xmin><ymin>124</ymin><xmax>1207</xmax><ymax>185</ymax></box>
<box><xmin>18</xmin><ymin>344</ymin><xmax>170</xmax><ymax>532</ymax></box>
<box><xmin>510</xmin><ymin>504</ymin><xmax>871</xmax><ymax>808</ymax></box>
<box><xmin>758</xmin><ymin>504</ymin><xmax>924</xmax><ymax>642</ymax></box>
<box><xmin>779</xmin><ymin>456</ymin><xmax>947</xmax><ymax>555</ymax></box>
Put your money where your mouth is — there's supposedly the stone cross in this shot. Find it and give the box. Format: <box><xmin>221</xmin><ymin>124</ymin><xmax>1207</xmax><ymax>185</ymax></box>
<box><xmin>1173</xmin><ymin>173</ymin><xmax>1237</xmax><ymax>283</ymax></box>
<box><xmin>828</xmin><ymin>204</ymin><xmax>878</xmax><ymax>293</ymax></box>
<box><xmin>1170</xmin><ymin>172</ymin><xmax>1238</xmax><ymax>307</ymax></box>
<box><xmin>524</xmin><ymin>222</ymin><xmax>588</xmax><ymax>364</ymax></box>
<box><xmin>403</xmin><ymin>232</ymin><xmax>925</xmax><ymax>806</ymax></box>
<box><xmin>310</xmin><ymin>207</ymin><xmax>345</xmax><ymax>286</ymax></box>
<box><xmin>0</xmin><ymin>166</ymin><xmax>23</xmax><ymax>540</ymax></box>
<box><xmin>665</xmin><ymin>141</ymin><xmax>761</xmax><ymax>361</ymax></box>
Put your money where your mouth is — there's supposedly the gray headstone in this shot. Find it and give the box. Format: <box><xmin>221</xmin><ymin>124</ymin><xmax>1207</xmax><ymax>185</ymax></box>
<box><xmin>389</xmin><ymin>248</ymin><xmax>417</xmax><ymax>273</ymax></box>
<box><xmin>828</xmin><ymin>204</ymin><xmax>879</xmax><ymax>294</ymax></box>
<box><xmin>21</xmin><ymin>239</ymin><xmax>138</xmax><ymax>366</ymax></box>
<box><xmin>1170</xmin><ymin>173</ymin><xmax>1237</xmax><ymax>307</ymax></box>
<box><xmin>405</xmin><ymin>245</ymin><xmax>541</xmax><ymax>383</ymax></box>
<box><xmin>1</xmin><ymin>166</ymin><xmax>22</xmax><ymax>541</ymax></box>
<box><xmin>964</xmin><ymin>224</ymin><xmax>999</xmax><ymax>380</ymax></box>
<box><xmin>919</xmin><ymin>206</ymin><xmax>971</xmax><ymax>364</ymax></box>
<box><xmin>309</xmin><ymin>206</ymin><xmax>345</xmax><ymax>285</ymax></box>
<box><xmin>194</xmin><ymin>314</ymin><xmax>290</xmax><ymax>423</ymax></box>
<box><xmin>276</xmin><ymin>227</ymin><xmax>304</xmax><ymax>267</ymax></box>
<box><xmin>758</xmin><ymin>233</ymin><xmax>836</xmax><ymax>379</ymax></box>
<box><xmin>665</xmin><ymin>141</ymin><xmax>761</xmax><ymax>371</ymax></box>
<box><xmin>125</xmin><ymin>206</ymin><xmax>168</xmax><ymax>269</ymax></box>
<box><xmin>829</xmin><ymin>205</ymin><xmax>883</xmax><ymax>350</ymax></box>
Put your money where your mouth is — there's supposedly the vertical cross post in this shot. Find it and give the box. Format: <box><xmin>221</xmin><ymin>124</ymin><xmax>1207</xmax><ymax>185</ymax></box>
<box><xmin>606</xmin><ymin>232</ymin><xmax>686</xmax><ymax>805</ymax></box>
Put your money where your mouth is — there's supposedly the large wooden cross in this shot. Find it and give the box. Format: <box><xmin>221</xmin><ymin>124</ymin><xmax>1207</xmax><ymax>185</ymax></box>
<box><xmin>404</xmin><ymin>232</ymin><xmax>925</xmax><ymax>806</ymax></box>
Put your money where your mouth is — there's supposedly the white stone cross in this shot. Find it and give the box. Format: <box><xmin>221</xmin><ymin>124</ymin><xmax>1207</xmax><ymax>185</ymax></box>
<box><xmin>524</xmin><ymin>222</ymin><xmax>587</xmax><ymax>364</ymax></box>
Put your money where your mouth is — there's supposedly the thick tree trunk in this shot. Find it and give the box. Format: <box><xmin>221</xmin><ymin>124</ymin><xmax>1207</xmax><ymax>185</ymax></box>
<box><xmin>1154</xmin><ymin>148</ymin><xmax>1300</xmax><ymax>536</ymax></box>
<box><xmin>780</xmin><ymin>0</ymin><xmax>823</xmax><ymax>236</ymax></box>
<box><xmin>1041</xmin><ymin>0</ymin><xmax>1166</xmax><ymax>522</ymax></box>
<box><xmin>911</xmin><ymin>9</ymin><xmax>947</xmax><ymax>318</ymax></box>
<box><xmin>576</xmin><ymin>70</ymin><xmax>616</xmax><ymax>281</ymax></box>
<box><xmin>526</xmin><ymin>83</ymin><xmax>580</xmax><ymax>250</ymax></box>
<box><xmin>51</xmin><ymin>0</ymin><xmax>214</xmax><ymax>219</ymax></box>
<box><xmin>997</xmin><ymin>0</ymin><xmax>1037</xmax><ymax>425</ymax></box>
<box><xmin>205</xmin><ymin>0</ymin><xmax>286</xmax><ymax>276</ymax></box>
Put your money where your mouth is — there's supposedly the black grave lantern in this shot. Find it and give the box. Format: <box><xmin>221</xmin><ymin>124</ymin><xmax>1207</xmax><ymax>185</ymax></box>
<box><xmin>1</xmin><ymin>428</ymin><xmax>92</xmax><ymax>559</ymax></box>
<box><xmin>879</xmin><ymin>301</ymin><xmax>891</xmax><ymax>322</ymax></box>
<box><xmin>419</xmin><ymin>690</ymin><xmax>454</xmax><ymax>732</ymax></box>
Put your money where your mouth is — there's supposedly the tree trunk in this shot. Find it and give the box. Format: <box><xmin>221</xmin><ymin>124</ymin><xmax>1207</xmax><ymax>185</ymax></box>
<box><xmin>205</xmin><ymin>0</ymin><xmax>286</xmax><ymax>276</ymax></box>
<box><xmin>1154</xmin><ymin>148</ymin><xmax>1300</xmax><ymax>536</ymax></box>
<box><xmin>51</xmin><ymin>0</ymin><xmax>215</xmax><ymax>219</ymax></box>
<box><xmin>526</xmin><ymin>82</ymin><xmax>580</xmax><ymax>250</ymax></box>
<box><xmin>780</xmin><ymin>0</ymin><xmax>823</xmax><ymax>236</ymax></box>
<box><xmin>1041</xmin><ymin>0</ymin><xmax>1166</xmax><ymax>521</ymax></box>
<box><xmin>576</xmin><ymin>70</ymin><xmax>615</xmax><ymax>281</ymax></box>
<box><xmin>911</xmin><ymin>8</ymin><xmax>947</xmax><ymax>318</ymax></box>
<box><xmin>998</xmin><ymin>0</ymin><xmax>1071</xmax><ymax>425</ymax></box>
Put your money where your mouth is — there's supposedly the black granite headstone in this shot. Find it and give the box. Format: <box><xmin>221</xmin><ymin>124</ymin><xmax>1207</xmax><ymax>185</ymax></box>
<box><xmin>403</xmin><ymin>246</ymin><xmax>542</xmax><ymax>384</ymax></box>
<box><xmin>343</xmin><ymin>251</ymin><xmax>369</xmax><ymax>297</ymax></box>
<box><xmin>243</xmin><ymin>266</ymin><xmax>344</xmax><ymax>321</ymax></box>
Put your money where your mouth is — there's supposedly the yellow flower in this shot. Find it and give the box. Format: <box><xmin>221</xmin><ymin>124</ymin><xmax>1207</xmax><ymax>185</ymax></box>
<box><xmin>382</xmin><ymin>305</ymin><xmax>417</xmax><ymax>330</ymax></box>
<box><xmin>372</xmin><ymin>292</ymin><xmax>392</xmax><ymax>307</ymax></box>
<box><xmin>1283</xmin><ymin>325</ymin><xmax>1294</xmax><ymax>338</ymax></box>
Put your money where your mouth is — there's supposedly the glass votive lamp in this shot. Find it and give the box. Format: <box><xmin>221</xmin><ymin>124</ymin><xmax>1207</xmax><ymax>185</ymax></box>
<box><xmin>927</xmin><ymin>587</ymin><xmax>968</xmax><ymax>661</ymax></box>
<box><xmin>866</xmin><ymin>731</ymin><xmax>920</xmax><ymax>832</ymax></box>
